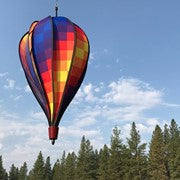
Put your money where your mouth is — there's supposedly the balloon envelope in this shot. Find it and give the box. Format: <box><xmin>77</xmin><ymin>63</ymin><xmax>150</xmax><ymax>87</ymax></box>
<box><xmin>19</xmin><ymin>16</ymin><xmax>90</xmax><ymax>144</ymax></box>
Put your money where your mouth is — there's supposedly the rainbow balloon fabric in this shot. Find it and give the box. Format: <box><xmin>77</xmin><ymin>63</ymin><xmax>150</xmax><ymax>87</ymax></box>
<box><xmin>19</xmin><ymin>16</ymin><xmax>89</xmax><ymax>143</ymax></box>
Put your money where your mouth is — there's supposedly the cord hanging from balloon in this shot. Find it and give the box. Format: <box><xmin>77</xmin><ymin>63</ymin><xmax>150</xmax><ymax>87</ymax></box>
<box><xmin>55</xmin><ymin>0</ymin><xmax>59</xmax><ymax>17</ymax></box>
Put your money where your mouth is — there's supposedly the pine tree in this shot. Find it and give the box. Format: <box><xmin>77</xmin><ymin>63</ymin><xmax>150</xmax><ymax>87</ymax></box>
<box><xmin>44</xmin><ymin>156</ymin><xmax>52</xmax><ymax>180</ymax></box>
<box><xmin>108</xmin><ymin>126</ymin><xmax>124</xmax><ymax>180</ymax></box>
<box><xmin>65</xmin><ymin>152</ymin><xmax>76</xmax><ymax>180</ymax></box>
<box><xmin>168</xmin><ymin>119</ymin><xmax>180</xmax><ymax>179</ymax></box>
<box><xmin>9</xmin><ymin>164</ymin><xmax>19</xmax><ymax>180</ymax></box>
<box><xmin>0</xmin><ymin>156</ymin><xmax>7</xmax><ymax>180</ymax></box>
<box><xmin>52</xmin><ymin>159</ymin><xmax>61</xmax><ymax>180</ymax></box>
<box><xmin>148</xmin><ymin>125</ymin><xmax>168</xmax><ymax>180</ymax></box>
<box><xmin>98</xmin><ymin>144</ymin><xmax>109</xmax><ymax>180</ymax></box>
<box><xmin>0</xmin><ymin>156</ymin><xmax>4</xmax><ymax>180</ymax></box>
<box><xmin>59</xmin><ymin>151</ymin><xmax>66</xmax><ymax>180</ymax></box>
<box><xmin>76</xmin><ymin>136</ymin><xmax>98</xmax><ymax>180</ymax></box>
<box><xmin>127</xmin><ymin>122</ymin><xmax>147</xmax><ymax>179</ymax></box>
<box><xmin>3</xmin><ymin>171</ymin><xmax>8</xmax><ymax>180</ymax></box>
<box><xmin>29</xmin><ymin>151</ymin><xmax>45</xmax><ymax>180</ymax></box>
<box><xmin>19</xmin><ymin>162</ymin><xmax>28</xmax><ymax>180</ymax></box>
<box><xmin>76</xmin><ymin>136</ymin><xmax>86</xmax><ymax>179</ymax></box>
<box><xmin>91</xmin><ymin>149</ymin><xmax>99</xmax><ymax>179</ymax></box>
<box><xmin>120</xmin><ymin>145</ymin><xmax>132</xmax><ymax>179</ymax></box>
<box><xmin>163</xmin><ymin>124</ymin><xmax>170</xmax><ymax>178</ymax></box>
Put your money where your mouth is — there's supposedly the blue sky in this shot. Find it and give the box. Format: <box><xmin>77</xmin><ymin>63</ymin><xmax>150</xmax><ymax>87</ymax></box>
<box><xmin>0</xmin><ymin>0</ymin><xmax>180</xmax><ymax>169</ymax></box>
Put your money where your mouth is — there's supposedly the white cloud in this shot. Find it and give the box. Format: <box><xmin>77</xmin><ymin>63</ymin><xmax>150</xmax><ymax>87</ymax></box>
<box><xmin>4</xmin><ymin>78</ymin><xmax>15</xmax><ymax>89</ymax></box>
<box><xmin>14</xmin><ymin>95</ymin><xmax>23</xmax><ymax>101</ymax></box>
<box><xmin>90</xmin><ymin>52</ymin><xmax>95</xmax><ymax>60</ymax></box>
<box><xmin>25</xmin><ymin>85</ymin><xmax>31</xmax><ymax>93</ymax></box>
<box><xmin>103</xmin><ymin>78</ymin><xmax>162</xmax><ymax>108</ymax></box>
<box><xmin>74</xmin><ymin>83</ymin><xmax>98</xmax><ymax>103</ymax></box>
<box><xmin>29</xmin><ymin>111</ymin><xmax>46</xmax><ymax>121</ymax></box>
<box><xmin>74</xmin><ymin>117</ymin><xmax>97</xmax><ymax>128</ymax></box>
<box><xmin>83</xmin><ymin>83</ymin><xmax>96</xmax><ymax>102</ymax></box>
<box><xmin>0</xmin><ymin>111</ymin><xmax>102</xmax><ymax>169</ymax></box>
<box><xmin>146</xmin><ymin>118</ymin><xmax>159</xmax><ymax>126</ymax></box>
<box><xmin>0</xmin><ymin>72</ymin><xmax>8</xmax><ymax>78</ymax></box>
<box><xmin>73</xmin><ymin>78</ymin><xmax>165</xmax><ymax>122</ymax></box>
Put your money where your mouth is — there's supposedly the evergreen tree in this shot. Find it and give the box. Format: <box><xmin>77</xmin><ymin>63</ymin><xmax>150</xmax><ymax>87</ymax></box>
<box><xmin>65</xmin><ymin>152</ymin><xmax>76</xmax><ymax>180</ymax></box>
<box><xmin>76</xmin><ymin>136</ymin><xmax>98</xmax><ymax>180</ymax></box>
<box><xmin>52</xmin><ymin>159</ymin><xmax>61</xmax><ymax>180</ymax></box>
<box><xmin>0</xmin><ymin>156</ymin><xmax>7</xmax><ymax>180</ymax></box>
<box><xmin>0</xmin><ymin>156</ymin><xmax>3</xmax><ymax>180</ymax></box>
<box><xmin>3</xmin><ymin>171</ymin><xmax>8</xmax><ymax>180</ymax></box>
<box><xmin>127</xmin><ymin>122</ymin><xmax>147</xmax><ymax>179</ymax></box>
<box><xmin>120</xmin><ymin>145</ymin><xmax>132</xmax><ymax>179</ymax></box>
<box><xmin>91</xmin><ymin>149</ymin><xmax>99</xmax><ymax>179</ymax></box>
<box><xmin>163</xmin><ymin>124</ymin><xmax>170</xmax><ymax>178</ymax></box>
<box><xmin>108</xmin><ymin>126</ymin><xmax>124</xmax><ymax>180</ymax></box>
<box><xmin>148</xmin><ymin>125</ymin><xmax>168</xmax><ymax>180</ymax></box>
<box><xmin>98</xmin><ymin>144</ymin><xmax>109</xmax><ymax>180</ymax></box>
<box><xmin>59</xmin><ymin>151</ymin><xmax>66</xmax><ymax>180</ymax></box>
<box><xmin>168</xmin><ymin>119</ymin><xmax>180</xmax><ymax>179</ymax></box>
<box><xmin>19</xmin><ymin>162</ymin><xmax>28</xmax><ymax>180</ymax></box>
<box><xmin>29</xmin><ymin>151</ymin><xmax>45</xmax><ymax>180</ymax></box>
<box><xmin>9</xmin><ymin>164</ymin><xmax>19</xmax><ymax>180</ymax></box>
<box><xmin>76</xmin><ymin>136</ymin><xmax>86</xmax><ymax>179</ymax></box>
<box><xmin>45</xmin><ymin>156</ymin><xmax>52</xmax><ymax>180</ymax></box>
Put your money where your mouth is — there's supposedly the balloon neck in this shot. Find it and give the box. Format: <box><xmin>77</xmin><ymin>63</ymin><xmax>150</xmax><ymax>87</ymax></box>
<box><xmin>48</xmin><ymin>126</ymin><xmax>59</xmax><ymax>145</ymax></box>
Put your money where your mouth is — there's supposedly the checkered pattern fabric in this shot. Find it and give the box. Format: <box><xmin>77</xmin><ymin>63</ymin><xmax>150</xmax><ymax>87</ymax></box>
<box><xmin>33</xmin><ymin>16</ymin><xmax>54</xmax><ymax>121</ymax></box>
<box><xmin>19</xmin><ymin>33</ymin><xmax>50</xmax><ymax>120</ymax></box>
<box><xmin>19</xmin><ymin>16</ymin><xmax>90</xmax><ymax>126</ymax></box>
<box><xmin>56</xmin><ymin>24</ymin><xmax>89</xmax><ymax>123</ymax></box>
<box><xmin>52</xmin><ymin>17</ymin><xmax>75</xmax><ymax>121</ymax></box>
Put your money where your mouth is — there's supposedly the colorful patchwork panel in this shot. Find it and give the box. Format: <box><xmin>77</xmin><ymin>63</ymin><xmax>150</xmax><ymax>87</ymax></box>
<box><xmin>19</xmin><ymin>33</ymin><xmax>50</xmax><ymax>121</ymax></box>
<box><xmin>52</xmin><ymin>17</ymin><xmax>75</xmax><ymax>122</ymax></box>
<box><xmin>56</xmin><ymin>24</ymin><xmax>89</xmax><ymax>125</ymax></box>
<box><xmin>19</xmin><ymin>16</ymin><xmax>90</xmax><ymax>126</ymax></box>
<box><xmin>33</xmin><ymin>16</ymin><xmax>54</xmax><ymax>121</ymax></box>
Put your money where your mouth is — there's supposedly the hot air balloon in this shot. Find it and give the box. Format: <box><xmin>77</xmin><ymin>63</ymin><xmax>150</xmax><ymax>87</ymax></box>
<box><xmin>19</xmin><ymin>4</ymin><xmax>90</xmax><ymax>145</ymax></box>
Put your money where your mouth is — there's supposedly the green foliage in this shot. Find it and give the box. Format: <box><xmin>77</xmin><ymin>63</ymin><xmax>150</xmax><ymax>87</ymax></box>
<box><xmin>127</xmin><ymin>122</ymin><xmax>147</xmax><ymax>179</ymax></box>
<box><xmin>168</xmin><ymin>119</ymin><xmax>180</xmax><ymax>179</ymax></box>
<box><xmin>64</xmin><ymin>152</ymin><xmax>76</xmax><ymax>180</ymax></box>
<box><xmin>0</xmin><ymin>156</ymin><xmax>7</xmax><ymax>180</ymax></box>
<box><xmin>19</xmin><ymin>162</ymin><xmax>28</xmax><ymax>180</ymax></box>
<box><xmin>59</xmin><ymin>151</ymin><xmax>66</xmax><ymax>180</ymax></box>
<box><xmin>108</xmin><ymin>126</ymin><xmax>124</xmax><ymax>180</ymax></box>
<box><xmin>98</xmin><ymin>144</ymin><xmax>109</xmax><ymax>180</ymax></box>
<box><xmin>29</xmin><ymin>151</ymin><xmax>45</xmax><ymax>180</ymax></box>
<box><xmin>76</xmin><ymin>136</ymin><xmax>98</xmax><ymax>180</ymax></box>
<box><xmin>9</xmin><ymin>164</ymin><xmax>19</xmax><ymax>180</ymax></box>
<box><xmin>44</xmin><ymin>156</ymin><xmax>52</xmax><ymax>180</ymax></box>
<box><xmin>52</xmin><ymin>159</ymin><xmax>61</xmax><ymax>180</ymax></box>
<box><xmin>148</xmin><ymin>125</ymin><xmax>168</xmax><ymax>180</ymax></box>
<box><xmin>163</xmin><ymin>124</ymin><xmax>171</xmax><ymax>178</ymax></box>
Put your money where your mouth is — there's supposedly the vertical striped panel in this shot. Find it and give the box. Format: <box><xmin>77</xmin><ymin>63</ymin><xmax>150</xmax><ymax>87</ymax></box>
<box><xmin>19</xmin><ymin>33</ymin><xmax>50</xmax><ymax>121</ymax></box>
<box><xmin>55</xmin><ymin>24</ymin><xmax>89</xmax><ymax>124</ymax></box>
<box><xmin>33</xmin><ymin>17</ymin><xmax>54</xmax><ymax>121</ymax></box>
<box><xmin>52</xmin><ymin>17</ymin><xmax>75</xmax><ymax>121</ymax></box>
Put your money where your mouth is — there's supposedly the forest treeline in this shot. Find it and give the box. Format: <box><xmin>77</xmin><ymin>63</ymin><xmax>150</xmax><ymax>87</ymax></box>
<box><xmin>0</xmin><ymin>119</ymin><xmax>180</xmax><ymax>180</ymax></box>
